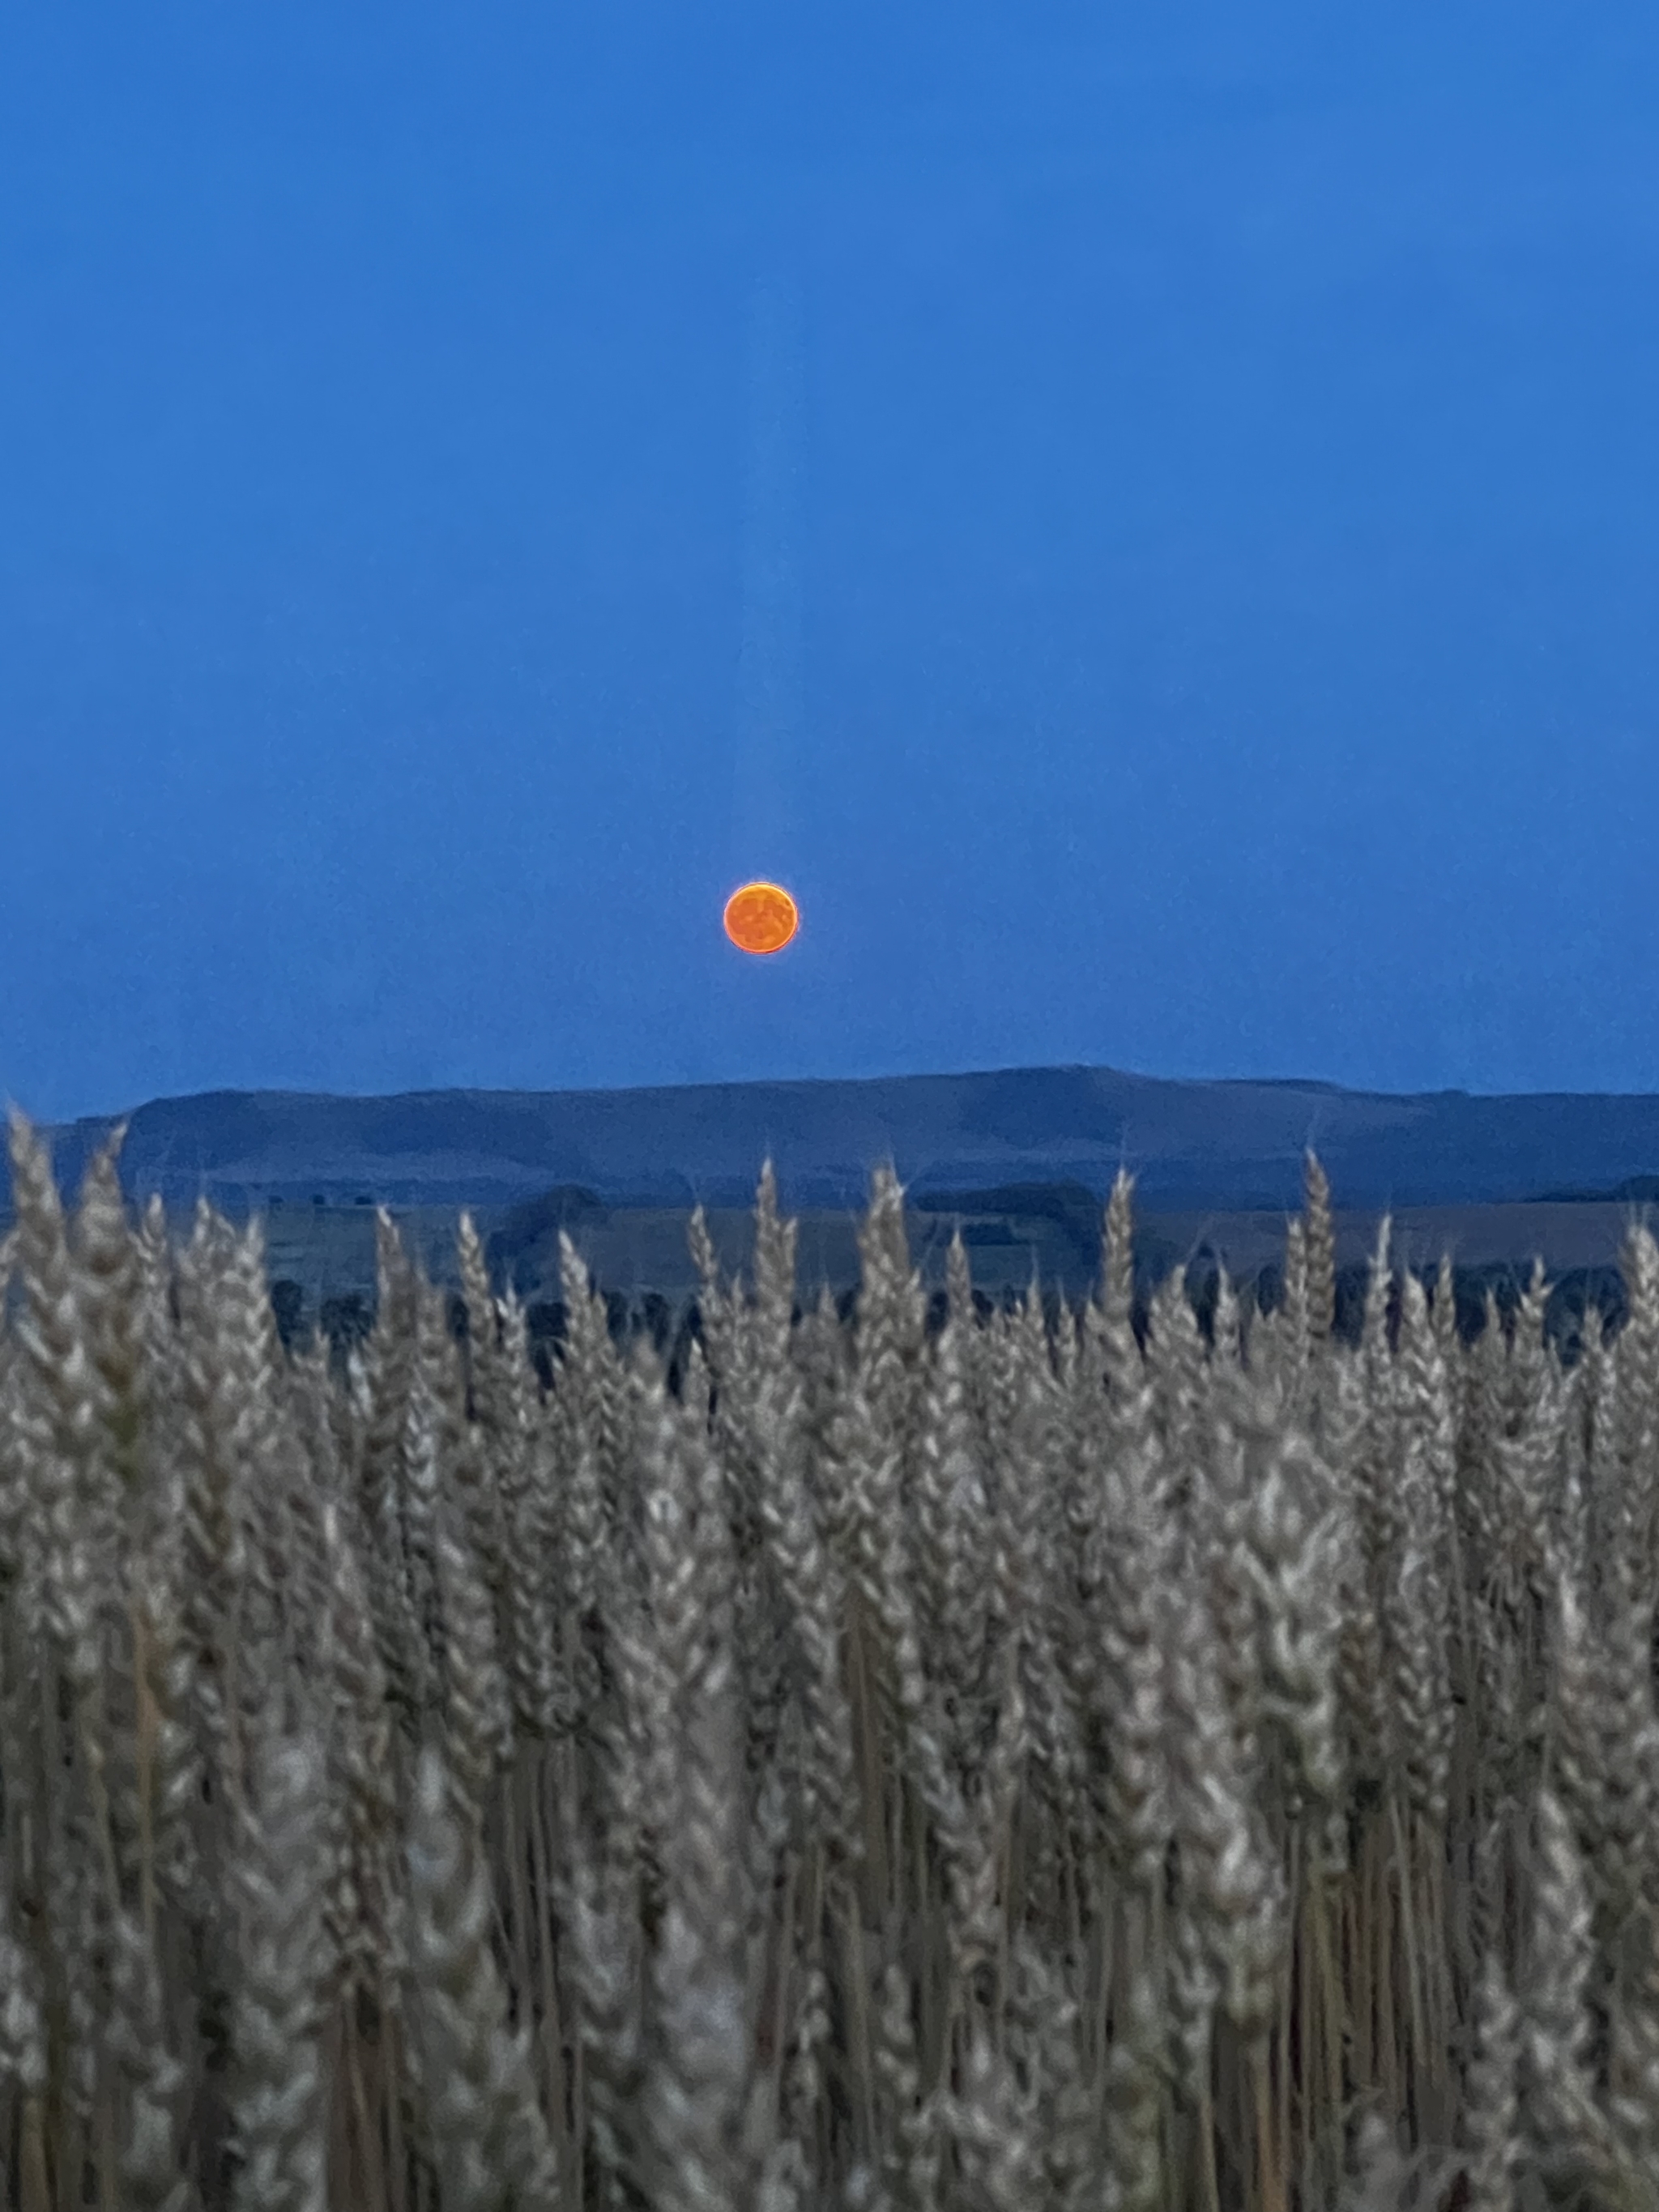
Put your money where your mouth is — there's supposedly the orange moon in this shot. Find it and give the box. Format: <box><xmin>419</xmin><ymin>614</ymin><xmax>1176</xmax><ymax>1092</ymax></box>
<box><xmin>723</xmin><ymin>880</ymin><xmax>800</xmax><ymax>954</ymax></box>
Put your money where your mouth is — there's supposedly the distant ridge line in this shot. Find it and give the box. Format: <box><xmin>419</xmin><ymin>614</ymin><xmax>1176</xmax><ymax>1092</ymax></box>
<box><xmin>6</xmin><ymin>1062</ymin><xmax>1659</xmax><ymax>1223</ymax></box>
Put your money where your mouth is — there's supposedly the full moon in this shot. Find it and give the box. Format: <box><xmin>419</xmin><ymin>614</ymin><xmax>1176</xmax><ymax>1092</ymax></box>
<box><xmin>723</xmin><ymin>880</ymin><xmax>800</xmax><ymax>954</ymax></box>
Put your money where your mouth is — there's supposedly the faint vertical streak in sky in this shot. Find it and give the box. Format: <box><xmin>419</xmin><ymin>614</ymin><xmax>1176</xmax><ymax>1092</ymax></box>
<box><xmin>731</xmin><ymin>275</ymin><xmax>804</xmax><ymax>880</ymax></box>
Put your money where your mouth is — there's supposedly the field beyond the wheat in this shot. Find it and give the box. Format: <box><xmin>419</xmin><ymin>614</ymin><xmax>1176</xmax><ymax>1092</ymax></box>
<box><xmin>0</xmin><ymin>1109</ymin><xmax>1654</xmax><ymax>2211</ymax></box>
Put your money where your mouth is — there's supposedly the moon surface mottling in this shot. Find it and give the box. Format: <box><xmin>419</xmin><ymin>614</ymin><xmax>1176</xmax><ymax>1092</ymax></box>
<box><xmin>724</xmin><ymin>881</ymin><xmax>800</xmax><ymax>955</ymax></box>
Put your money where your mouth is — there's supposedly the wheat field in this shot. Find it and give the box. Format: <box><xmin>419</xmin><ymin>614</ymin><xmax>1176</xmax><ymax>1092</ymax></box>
<box><xmin>0</xmin><ymin>1105</ymin><xmax>1655</xmax><ymax>2212</ymax></box>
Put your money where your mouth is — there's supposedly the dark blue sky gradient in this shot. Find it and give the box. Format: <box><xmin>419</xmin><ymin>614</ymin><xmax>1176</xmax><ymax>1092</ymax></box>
<box><xmin>4</xmin><ymin>3</ymin><xmax>1659</xmax><ymax>1121</ymax></box>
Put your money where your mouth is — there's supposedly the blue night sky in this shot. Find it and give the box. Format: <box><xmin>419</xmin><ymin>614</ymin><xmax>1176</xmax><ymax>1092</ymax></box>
<box><xmin>3</xmin><ymin>3</ymin><xmax>1657</xmax><ymax>1123</ymax></box>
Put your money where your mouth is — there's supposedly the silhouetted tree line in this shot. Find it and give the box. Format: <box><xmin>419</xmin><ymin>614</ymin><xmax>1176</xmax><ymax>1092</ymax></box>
<box><xmin>267</xmin><ymin>1247</ymin><xmax>1632</xmax><ymax>1393</ymax></box>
